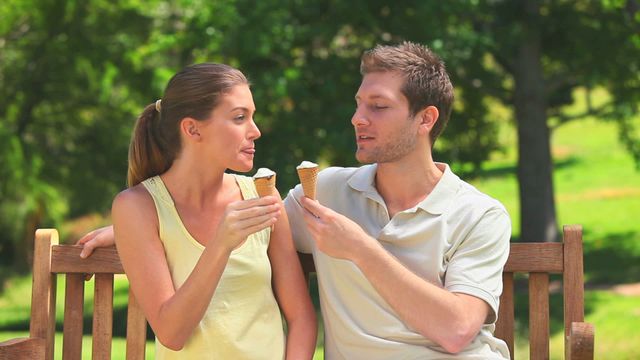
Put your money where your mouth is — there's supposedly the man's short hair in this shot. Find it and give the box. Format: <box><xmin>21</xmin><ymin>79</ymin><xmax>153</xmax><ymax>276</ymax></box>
<box><xmin>360</xmin><ymin>41</ymin><xmax>454</xmax><ymax>146</ymax></box>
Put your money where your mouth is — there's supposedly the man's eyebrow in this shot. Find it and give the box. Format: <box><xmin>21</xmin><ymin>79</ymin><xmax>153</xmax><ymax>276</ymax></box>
<box><xmin>355</xmin><ymin>94</ymin><xmax>387</xmax><ymax>101</ymax></box>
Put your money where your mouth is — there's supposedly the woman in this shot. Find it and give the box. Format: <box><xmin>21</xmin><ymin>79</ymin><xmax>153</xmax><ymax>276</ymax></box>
<box><xmin>96</xmin><ymin>63</ymin><xmax>316</xmax><ymax>359</ymax></box>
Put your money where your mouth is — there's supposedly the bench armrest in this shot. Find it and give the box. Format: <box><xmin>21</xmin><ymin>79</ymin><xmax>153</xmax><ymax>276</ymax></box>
<box><xmin>0</xmin><ymin>337</ymin><xmax>45</xmax><ymax>359</ymax></box>
<box><xmin>566</xmin><ymin>322</ymin><xmax>595</xmax><ymax>360</ymax></box>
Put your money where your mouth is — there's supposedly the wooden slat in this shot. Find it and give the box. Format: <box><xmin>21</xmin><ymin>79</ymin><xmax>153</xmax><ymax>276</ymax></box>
<box><xmin>29</xmin><ymin>229</ymin><xmax>58</xmax><ymax>360</ymax></box>
<box><xmin>51</xmin><ymin>245</ymin><xmax>124</xmax><ymax>274</ymax></box>
<box><xmin>504</xmin><ymin>243</ymin><xmax>563</xmax><ymax>273</ymax></box>
<box><xmin>563</xmin><ymin>225</ymin><xmax>585</xmax><ymax>339</ymax></box>
<box><xmin>529</xmin><ymin>273</ymin><xmax>550</xmax><ymax>360</ymax></box>
<box><xmin>0</xmin><ymin>337</ymin><xmax>45</xmax><ymax>360</ymax></box>
<box><xmin>92</xmin><ymin>274</ymin><xmax>114</xmax><ymax>360</ymax></box>
<box><xmin>126</xmin><ymin>289</ymin><xmax>147</xmax><ymax>360</ymax></box>
<box><xmin>62</xmin><ymin>273</ymin><xmax>85</xmax><ymax>360</ymax></box>
<box><xmin>495</xmin><ymin>272</ymin><xmax>515</xmax><ymax>359</ymax></box>
<box><xmin>567</xmin><ymin>322</ymin><xmax>595</xmax><ymax>360</ymax></box>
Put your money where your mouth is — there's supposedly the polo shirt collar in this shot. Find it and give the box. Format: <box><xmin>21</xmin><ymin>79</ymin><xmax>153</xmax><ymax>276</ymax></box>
<box><xmin>347</xmin><ymin>164</ymin><xmax>381</xmax><ymax>200</ymax></box>
<box><xmin>416</xmin><ymin>163</ymin><xmax>460</xmax><ymax>215</ymax></box>
<box><xmin>347</xmin><ymin>162</ymin><xmax>460</xmax><ymax>215</ymax></box>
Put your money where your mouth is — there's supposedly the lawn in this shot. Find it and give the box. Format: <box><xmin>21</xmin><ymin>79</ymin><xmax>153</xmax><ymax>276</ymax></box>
<box><xmin>467</xmin><ymin>118</ymin><xmax>640</xmax><ymax>359</ymax></box>
<box><xmin>1</xmin><ymin>118</ymin><xmax>639</xmax><ymax>359</ymax></box>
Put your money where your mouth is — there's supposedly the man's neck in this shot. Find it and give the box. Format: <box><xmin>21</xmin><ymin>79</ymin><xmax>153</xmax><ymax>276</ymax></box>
<box><xmin>374</xmin><ymin>156</ymin><xmax>444</xmax><ymax>218</ymax></box>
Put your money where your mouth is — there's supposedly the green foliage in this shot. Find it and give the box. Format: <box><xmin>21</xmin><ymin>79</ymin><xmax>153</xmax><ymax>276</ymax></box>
<box><xmin>1</xmin><ymin>0</ymin><xmax>639</xmax><ymax>263</ymax></box>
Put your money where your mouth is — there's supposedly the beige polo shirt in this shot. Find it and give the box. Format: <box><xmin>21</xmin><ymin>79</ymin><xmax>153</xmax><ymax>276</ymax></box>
<box><xmin>284</xmin><ymin>163</ymin><xmax>510</xmax><ymax>359</ymax></box>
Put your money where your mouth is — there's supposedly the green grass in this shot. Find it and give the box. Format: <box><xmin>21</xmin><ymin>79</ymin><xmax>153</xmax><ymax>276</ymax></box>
<box><xmin>2</xmin><ymin>111</ymin><xmax>639</xmax><ymax>358</ymax></box>
<box><xmin>0</xmin><ymin>274</ymin><xmax>155</xmax><ymax>359</ymax></box>
<box><xmin>467</xmin><ymin>117</ymin><xmax>640</xmax><ymax>359</ymax></box>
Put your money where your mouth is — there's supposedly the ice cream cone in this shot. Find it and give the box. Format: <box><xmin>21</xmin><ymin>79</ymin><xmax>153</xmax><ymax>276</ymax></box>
<box><xmin>254</xmin><ymin>175</ymin><xmax>276</xmax><ymax>197</ymax></box>
<box><xmin>253</xmin><ymin>168</ymin><xmax>277</xmax><ymax>197</ymax></box>
<box><xmin>253</xmin><ymin>168</ymin><xmax>277</xmax><ymax>232</ymax></box>
<box><xmin>296</xmin><ymin>162</ymin><xmax>319</xmax><ymax>200</ymax></box>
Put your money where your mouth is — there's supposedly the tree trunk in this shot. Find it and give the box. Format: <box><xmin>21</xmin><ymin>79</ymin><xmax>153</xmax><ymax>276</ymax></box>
<box><xmin>513</xmin><ymin>0</ymin><xmax>558</xmax><ymax>243</ymax></box>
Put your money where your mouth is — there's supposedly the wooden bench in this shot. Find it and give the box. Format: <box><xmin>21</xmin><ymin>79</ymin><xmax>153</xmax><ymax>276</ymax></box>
<box><xmin>0</xmin><ymin>225</ymin><xmax>594</xmax><ymax>359</ymax></box>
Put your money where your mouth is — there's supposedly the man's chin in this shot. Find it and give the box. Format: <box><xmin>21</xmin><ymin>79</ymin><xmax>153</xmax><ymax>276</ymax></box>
<box><xmin>355</xmin><ymin>152</ymin><xmax>375</xmax><ymax>164</ymax></box>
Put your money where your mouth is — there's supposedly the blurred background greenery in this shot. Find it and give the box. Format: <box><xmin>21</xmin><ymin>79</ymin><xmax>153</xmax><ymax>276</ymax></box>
<box><xmin>1</xmin><ymin>0</ymin><xmax>639</xmax><ymax>358</ymax></box>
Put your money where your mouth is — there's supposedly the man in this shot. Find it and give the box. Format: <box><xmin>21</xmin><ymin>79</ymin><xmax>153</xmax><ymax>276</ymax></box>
<box><xmin>284</xmin><ymin>42</ymin><xmax>510</xmax><ymax>359</ymax></box>
<box><xmin>78</xmin><ymin>41</ymin><xmax>510</xmax><ymax>359</ymax></box>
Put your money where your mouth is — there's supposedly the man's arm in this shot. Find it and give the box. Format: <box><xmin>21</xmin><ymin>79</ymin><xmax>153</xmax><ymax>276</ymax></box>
<box><xmin>299</xmin><ymin>196</ymin><xmax>509</xmax><ymax>354</ymax></box>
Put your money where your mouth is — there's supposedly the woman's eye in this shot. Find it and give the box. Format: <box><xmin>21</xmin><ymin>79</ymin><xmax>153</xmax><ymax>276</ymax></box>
<box><xmin>234</xmin><ymin>115</ymin><xmax>246</xmax><ymax>121</ymax></box>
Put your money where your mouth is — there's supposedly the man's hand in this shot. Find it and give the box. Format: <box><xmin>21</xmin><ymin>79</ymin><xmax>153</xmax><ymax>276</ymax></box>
<box><xmin>299</xmin><ymin>196</ymin><xmax>377</xmax><ymax>261</ymax></box>
<box><xmin>76</xmin><ymin>225</ymin><xmax>115</xmax><ymax>259</ymax></box>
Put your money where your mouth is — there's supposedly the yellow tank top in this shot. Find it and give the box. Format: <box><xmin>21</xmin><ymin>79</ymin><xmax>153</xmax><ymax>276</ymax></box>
<box><xmin>142</xmin><ymin>174</ymin><xmax>285</xmax><ymax>360</ymax></box>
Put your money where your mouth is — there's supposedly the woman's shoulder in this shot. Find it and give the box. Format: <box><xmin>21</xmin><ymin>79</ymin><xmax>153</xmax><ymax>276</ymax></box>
<box><xmin>113</xmin><ymin>184</ymin><xmax>155</xmax><ymax>213</ymax></box>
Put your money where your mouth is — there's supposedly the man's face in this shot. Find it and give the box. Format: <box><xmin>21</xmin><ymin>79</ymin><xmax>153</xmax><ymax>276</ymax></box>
<box><xmin>352</xmin><ymin>71</ymin><xmax>419</xmax><ymax>164</ymax></box>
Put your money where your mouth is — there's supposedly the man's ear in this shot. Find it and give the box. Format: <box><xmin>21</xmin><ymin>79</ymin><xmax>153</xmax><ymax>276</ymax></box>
<box><xmin>417</xmin><ymin>106</ymin><xmax>439</xmax><ymax>136</ymax></box>
<box><xmin>180</xmin><ymin>118</ymin><xmax>201</xmax><ymax>141</ymax></box>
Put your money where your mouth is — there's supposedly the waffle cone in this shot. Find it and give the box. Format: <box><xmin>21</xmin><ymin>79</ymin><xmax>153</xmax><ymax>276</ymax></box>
<box><xmin>297</xmin><ymin>167</ymin><xmax>318</xmax><ymax>200</ymax></box>
<box><xmin>254</xmin><ymin>175</ymin><xmax>277</xmax><ymax>197</ymax></box>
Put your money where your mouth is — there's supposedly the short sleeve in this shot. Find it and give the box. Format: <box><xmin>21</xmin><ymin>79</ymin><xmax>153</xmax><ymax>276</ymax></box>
<box><xmin>444</xmin><ymin>207</ymin><xmax>511</xmax><ymax>323</ymax></box>
<box><xmin>283</xmin><ymin>185</ymin><xmax>315</xmax><ymax>254</ymax></box>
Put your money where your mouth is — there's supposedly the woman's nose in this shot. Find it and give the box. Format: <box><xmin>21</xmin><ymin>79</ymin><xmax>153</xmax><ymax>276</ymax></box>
<box><xmin>248</xmin><ymin>119</ymin><xmax>261</xmax><ymax>140</ymax></box>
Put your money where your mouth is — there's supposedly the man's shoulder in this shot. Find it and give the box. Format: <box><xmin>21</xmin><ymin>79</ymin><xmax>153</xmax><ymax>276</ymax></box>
<box><xmin>318</xmin><ymin>165</ymin><xmax>365</xmax><ymax>185</ymax></box>
<box><xmin>453</xmin><ymin>177</ymin><xmax>508</xmax><ymax>216</ymax></box>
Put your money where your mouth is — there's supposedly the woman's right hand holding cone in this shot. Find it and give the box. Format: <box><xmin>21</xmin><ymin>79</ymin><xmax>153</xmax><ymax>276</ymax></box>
<box><xmin>214</xmin><ymin>195</ymin><xmax>281</xmax><ymax>252</ymax></box>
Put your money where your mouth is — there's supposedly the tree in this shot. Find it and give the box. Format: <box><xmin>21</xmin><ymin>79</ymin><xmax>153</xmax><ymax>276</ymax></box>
<box><xmin>2</xmin><ymin>0</ymin><xmax>639</xmax><ymax>269</ymax></box>
<box><xmin>0</xmin><ymin>0</ymin><xmax>157</xmax><ymax>269</ymax></box>
<box><xmin>450</xmin><ymin>0</ymin><xmax>640</xmax><ymax>242</ymax></box>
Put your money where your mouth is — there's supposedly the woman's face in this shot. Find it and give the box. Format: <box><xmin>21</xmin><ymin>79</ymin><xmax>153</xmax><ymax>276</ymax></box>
<box><xmin>197</xmin><ymin>84</ymin><xmax>260</xmax><ymax>172</ymax></box>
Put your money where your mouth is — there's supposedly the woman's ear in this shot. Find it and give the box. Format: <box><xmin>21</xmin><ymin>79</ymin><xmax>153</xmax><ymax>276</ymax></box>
<box><xmin>180</xmin><ymin>118</ymin><xmax>201</xmax><ymax>141</ymax></box>
<box><xmin>417</xmin><ymin>106</ymin><xmax>439</xmax><ymax>136</ymax></box>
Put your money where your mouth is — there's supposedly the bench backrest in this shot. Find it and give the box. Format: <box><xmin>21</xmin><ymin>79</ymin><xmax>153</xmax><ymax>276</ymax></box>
<box><xmin>23</xmin><ymin>225</ymin><xmax>589</xmax><ymax>360</ymax></box>
<box><xmin>29</xmin><ymin>229</ymin><xmax>146</xmax><ymax>360</ymax></box>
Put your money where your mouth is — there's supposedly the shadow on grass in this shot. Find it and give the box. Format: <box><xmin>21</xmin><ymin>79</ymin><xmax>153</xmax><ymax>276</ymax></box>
<box><xmin>582</xmin><ymin>230</ymin><xmax>640</xmax><ymax>285</ymax></box>
<box><xmin>512</xmin><ymin>274</ymin><xmax>598</xmax><ymax>345</ymax></box>
<box><xmin>465</xmin><ymin>156</ymin><xmax>580</xmax><ymax>180</ymax></box>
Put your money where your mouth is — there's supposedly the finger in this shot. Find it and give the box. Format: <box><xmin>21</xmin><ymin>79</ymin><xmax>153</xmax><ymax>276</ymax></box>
<box><xmin>299</xmin><ymin>196</ymin><xmax>328</xmax><ymax>219</ymax></box>
<box><xmin>241</xmin><ymin>215</ymin><xmax>279</xmax><ymax>235</ymax></box>
<box><xmin>76</xmin><ymin>230</ymin><xmax>96</xmax><ymax>245</ymax></box>
<box><xmin>233</xmin><ymin>203</ymin><xmax>281</xmax><ymax>219</ymax></box>
<box><xmin>235</xmin><ymin>210</ymin><xmax>282</xmax><ymax>231</ymax></box>
<box><xmin>79</xmin><ymin>241</ymin><xmax>96</xmax><ymax>259</ymax></box>
<box><xmin>231</xmin><ymin>196</ymin><xmax>279</xmax><ymax>211</ymax></box>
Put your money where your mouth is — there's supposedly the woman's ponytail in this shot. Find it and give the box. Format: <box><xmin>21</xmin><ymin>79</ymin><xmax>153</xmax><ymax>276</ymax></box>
<box><xmin>127</xmin><ymin>103</ymin><xmax>171</xmax><ymax>187</ymax></box>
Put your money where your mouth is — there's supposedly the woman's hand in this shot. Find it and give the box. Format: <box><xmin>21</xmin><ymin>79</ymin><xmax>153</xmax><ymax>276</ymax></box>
<box><xmin>214</xmin><ymin>195</ymin><xmax>281</xmax><ymax>252</ymax></box>
<box><xmin>76</xmin><ymin>225</ymin><xmax>115</xmax><ymax>258</ymax></box>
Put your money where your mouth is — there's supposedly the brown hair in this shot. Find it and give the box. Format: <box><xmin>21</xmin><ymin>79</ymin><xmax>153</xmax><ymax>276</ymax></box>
<box><xmin>127</xmin><ymin>63</ymin><xmax>249</xmax><ymax>187</ymax></box>
<box><xmin>360</xmin><ymin>41</ymin><xmax>454</xmax><ymax>146</ymax></box>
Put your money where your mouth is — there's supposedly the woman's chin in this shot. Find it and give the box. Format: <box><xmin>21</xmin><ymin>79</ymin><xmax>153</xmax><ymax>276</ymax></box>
<box><xmin>229</xmin><ymin>162</ymin><xmax>254</xmax><ymax>173</ymax></box>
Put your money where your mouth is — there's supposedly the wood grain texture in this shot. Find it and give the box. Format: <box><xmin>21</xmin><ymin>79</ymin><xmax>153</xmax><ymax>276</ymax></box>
<box><xmin>51</xmin><ymin>245</ymin><xmax>124</xmax><ymax>274</ymax></box>
<box><xmin>495</xmin><ymin>272</ymin><xmax>515</xmax><ymax>359</ymax></box>
<box><xmin>505</xmin><ymin>243</ymin><xmax>563</xmax><ymax>273</ymax></box>
<box><xmin>529</xmin><ymin>273</ymin><xmax>550</xmax><ymax>360</ymax></box>
<box><xmin>62</xmin><ymin>273</ymin><xmax>85</xmax><ymax>360</ymax></box>
<box><xmin>30</xmin><ymin>229</ymin><xmax>58</xmax><ymax>360</ymax></box>
<box><xmin>126</xmin><ymin>289</ymin><xmax>148</xmax><ymax>360</ymax></box>
<box><xmin>0</xmin><ymin>338</ymin><xmax>45</xmax><ymax>360</ymax></box>
<box><xmin>563</xmin><ymin>225</ymin><xmax>585</xmax><ymax>336</ymax></box>
<box><xmin>92</xmin><ymin>274</ymin><xmax>114</xmax><ymax>360</ymax></box>
<box><xmin>567</xmin><ymin>322</ymin><xmax>595</xmax><ymax>360</ymax></box>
